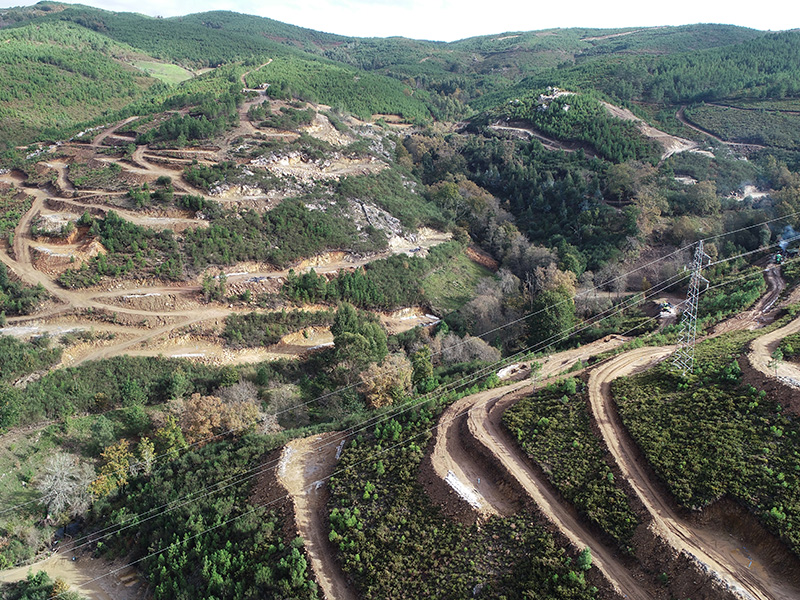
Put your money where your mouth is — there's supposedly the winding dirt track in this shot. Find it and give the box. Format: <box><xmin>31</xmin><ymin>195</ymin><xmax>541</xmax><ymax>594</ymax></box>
<box><xmin>0</xmin><ymin>125</ymin><xmax>450</xmax><ymax>368</ymax></box>
<box><xmin>475</xmin><ymin>387</ymin><xmax>651</xmax><ymax>600</ymax></box>
<box><xmin>601</xmin><ymin>102</ymin><xmax>699</xmax><ymax>161</ymax></box>
<box><xmin>711</xmin><ymin>267</ymin><xmax>785</xmax><ymax>336</ymax></box>
<box><xmin>431</xmin><ymin>337</ymin><xmax>652</xmax><ymax>599</ymax></box>
<box><xmin>431</xmin><ymin>267</ymin><xmax>795</xmax><ymax>599</ymax></box>
<box><xmin>278</xmin><ymin>433</ymin><xmax>356</xmax><ymax>600</ymax></box>
<box><xmin>588</xmin><ymin>348</ymin><xmax>800</xmax><ymax>600</ymax></box>
<box><xmin>749</xmin><ymin>310</ymin><xmax>800</xmax><ymax>385</ymax></box>
<box><xmin>487</xmin><ymin>123</ymin><xmax>593</xmax><ymax>155</ymax></box>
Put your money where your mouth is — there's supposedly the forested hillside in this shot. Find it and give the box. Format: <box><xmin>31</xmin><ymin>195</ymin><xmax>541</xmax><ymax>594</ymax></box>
<box><xmin>489</xmin><ymin>30</ymin><xmax>800</xmax><ymax>106</ymax></box>
<box><xmin>2</xmin><ymin>4</ymin><xmax>800</xmax><ymax>600</ymax></box>
<box><xmin>0</xmin><ymin>21</ymin><xmax>159</xmax><ymax>144</ymax></box>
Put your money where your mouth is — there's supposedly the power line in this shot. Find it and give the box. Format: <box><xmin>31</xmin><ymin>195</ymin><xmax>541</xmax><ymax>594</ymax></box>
<box><xmin>0</xmin><ymin>256</ymin><xmax>688</xmax><ymax>520</ymax></box>
<box><xmin>50</xmin><ymin>295</ymin><xmax>690</xmax><ymax>600</ymax></box>
<box><xmin>3</xmin><ymin>225</ymin><xmax>792</xmax><ymax>533</ymax></box>
<box><xmin>21</xmin><ymin>270</ymin><xmax>688</xmax><ymax>562</ymax></box>
<box><xmin>36</xmin><ymin>271</ymin><xmax>692</xmax><ymax>563</ymax></box>
<box><xmin>2</xmin><ymin>233</ymin><xmax>785</xmax><ymax>522</ymax></box>
<box><xmin>46</xmin><ymin>256</ymin><xmax>799</xmax><ymax>599</ymax></box>
<box><xmin>673</xmin><ymin>240</ymin><xmax>711</xmax><ymax>375</ymax></box>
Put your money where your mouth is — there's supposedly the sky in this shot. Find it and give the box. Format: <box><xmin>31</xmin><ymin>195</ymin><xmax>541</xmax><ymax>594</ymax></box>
<box><xmin>2</xmin><ymin>0</ymin><xmax>797</xmax><ymax>41</ymax></box>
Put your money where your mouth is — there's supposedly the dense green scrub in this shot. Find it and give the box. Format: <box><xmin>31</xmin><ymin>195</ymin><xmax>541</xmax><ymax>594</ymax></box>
<box><xmin>698</xmin><ymin>268</ymin><xmax>767</xmax><ymax>324</ymax></box>
<box><xmin>102</xmin><ymin>436</ymin><xmax>318</xmax><ymax>600</ymax></box>
<box><xmin>0</xmin><ymin>187</ymin><xmax>32</xmax><ymax>242</ymax></box>
<box><xmin>0</xmin><ymin>263</ymin><xmax>48</xmax><ymax>316</ymax></box>
<box><xmin>492</xmin><ymin>31</ymin><xmax>800</xmax><ymax>107</ymax></box>
<box><xmin>0</xmin><ymin>22</ymin><xmax>158</xmax><ymax>145</ymax></box>
<box><xmin>778</xmin><ymin>332</ymin><xmax>800</xmax><ymax>361</ymax></box>
<box><xmin>328</xmin><ymin>397</ymin><xmax>599</xmax><ymax>599</ymax></box>
<box><xmin>0</xmin><ymin>570</ymin><xmax>85</xmax><ymax>600</ymax></box>
<box><xmin>182</xmin><ymin>199</ymin><xmax>386</xmax><ymax>269</ymax></box>
<box><xmin>493</xmin><ymin>92</ymin><xmax>659</xmax><ymax>163</ymax></box>
<box><xmin>612</xmin><ymin>330</ymin><xmax>800</xmax><ymax>557</ymax></box>
<box><xmin>67</xmin><ymin>162</ymin><xmax>125</xmax><ymax>190</ymax></box>
<box><xmin>223</xmin><ymin>309</ymin><xmax>334</xmax><ymax>348</ymax></box>
<box><xmin>0</xmin><ymin>355</ymin><xmax>219</xmax><ymax>431</ymax></box>
<box><xmin>183</xmin><ymin>161</ymin><xmax>277</xmax><ymax>195</ymax></box>
<box><xmin>333</xmin><ymin>168</ymin><xmax>446</xmax><ymax>230</ymax></box>
<box><xmin>57</xmin><ymin>198</ymin><xmax>388</xmax><ymax>287</ymax></box>
<box><xmin>136</xmin><ymin>89</ymin><xmax>243</xmax><ymax>144</ymax></box>
<box><xmin>244</xmin><ymin>55</ymin><xmax>431</xmax><ymax>122</ymax></box>
<box><xmin>57</xmin><ymin>211</ymin><xmax>184</xmax><ymax>288</ymax></box>
<box><xmin>685</xmin><ymin>105</ymin><xmax>800</xmax><ymax>150</ymax></box>
<box><xmin>504</xmin><ymin>378</ymin><xmax>640</xmax><ymax>550</ymax></box>
<box><xmin>0</xmin><ymin>335</ymin><xmax>62</xmax><ymax>384</ymax></box>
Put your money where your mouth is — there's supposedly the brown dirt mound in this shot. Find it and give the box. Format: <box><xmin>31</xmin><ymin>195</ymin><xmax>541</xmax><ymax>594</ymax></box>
<box><xmin>279</xmin><ymin>327</ymin><xmax>333</xmax><ymax>347</ymax></box>
<box><xmin>31</xmin><ymin>239</ymin><xmax>106</xmax><ymax>276</ymax></box>
<box><xmin>379</xmin><ymin>307</ymin><xmax>439</xmax><ymax>335</ymax></box>
<box><xmin>297</xmin><ymin>251</ymin><xmax>349</xmax><ymax>269</ymax></box>
<box><xmin>465</xmin><ymin>245</ymin><xmax>499</xmax><ymax>271</ymax></box>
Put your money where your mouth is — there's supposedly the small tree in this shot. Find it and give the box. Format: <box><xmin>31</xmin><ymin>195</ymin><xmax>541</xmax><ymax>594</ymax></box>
<box><xmin>411</xmin><ymin>346</ymin><xmax>435</xmax><ymax>393</ymax></box>
<box><xmin>89</xmin><ymin>440</ymin><xmax>134</xmax><ymax>498</ymax></box>
<box><xmin>576</xmin><ymin>547</ymin><xmax>592</xmax><ymax>571</ymax></box>
<box><xmin>359</xmin><ymin>354</ymin><xmax>413</xmax><ymax>408</ymax></box>
<box><xmin>527</xmin><ymin>287</ymin><xmax>576</xmax><ymax>349</ymax></box>
<box><xmin>153</xmin><ymin>415</ymin><xmax>187</xmax><ymax>457</ymax></box>
<box><xmin>132</xmin><ymin>437</ymin><xmax>156</xmax><ymax>476</ymax></box>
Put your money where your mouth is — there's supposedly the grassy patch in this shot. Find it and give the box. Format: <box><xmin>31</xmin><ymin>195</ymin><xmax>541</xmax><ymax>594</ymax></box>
<box><xmin>223</xmin><ymin>309</ymin><xmax>334</xmax><ymax>348</ymax></box>
<box><xmin>422</xmin><ymin>248</ymin><xmax>493</xmax><ymax>312</ymax></box>
<box><xmin>67</xmin><ymin>162</ymin><xmax>124</xmax><ymax>190</ymax></box>
<box><xmin>0</xmin><ymin>424</ymin><xmax>61</xmax><ymax>566</ymax></box>
<box><xmin>778</xmin><ymin>332</ymin><xmax>800</xmax><ymax>361</ymax></box>
<box><xmin>130</xmin><ymin>60</ymin><xmax>193</xmax><ymax>84</ymax></box>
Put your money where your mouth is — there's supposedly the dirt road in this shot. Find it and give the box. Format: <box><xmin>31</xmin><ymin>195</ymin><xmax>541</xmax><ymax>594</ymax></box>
<box><xmin>748</xmin><ymin>310</ymin><xmax>800</xmax><ymax>386</ymax></box>
<box><xmin>277</xmin><ymin>433</ymin><xmax>356</xmax><ymax>600</ymax></box>
<box><xmin>431</xmin><ymin>337</ymin><xmax>644</xmax><ymax>597</ymax></box>
<box><xmin>488</xmin><ymin>122</ymin><xmax>596</xmax><ymax>156</ymax></box>
<box><xmin>601</xmin><ymin>102</ymin><xmax>703</xmax><ymax>161</ymax></box>
<box><xmin>0</xmin><ymin>157</ymin><xmax>452</xmax><ymax>368</ymax></box>
<box><xmin>90</xmin><ymin>116</ymin><xmax>139</xmax><ymax>149</ymax></box>
<box><xmin>0</xmin><ymin>552</ymin><xmax>146</xmax><ymax>600</ymax></box>
<box><xmin>710</xmin><ymin>266</ymin><xmax>785</xmax><ymax>336</ymax></box>
<box><xmin>588</xmin><ymin>347</ymin><xmax>800</xmax><ymax>600</ymax></box>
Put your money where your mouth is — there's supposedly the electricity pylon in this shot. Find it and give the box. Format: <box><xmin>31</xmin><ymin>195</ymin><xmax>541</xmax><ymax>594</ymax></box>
<box><xmin>672</xmin><ymin>240</ymin><xmax>711</xmax><ymax>376</ymax></box>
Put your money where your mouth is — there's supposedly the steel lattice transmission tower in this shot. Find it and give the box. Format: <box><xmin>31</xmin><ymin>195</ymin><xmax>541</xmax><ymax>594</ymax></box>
<box><xmin>672</xmin><ymin>240</ymin><xmax>711</xmax><ymax>375</ymax></box>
